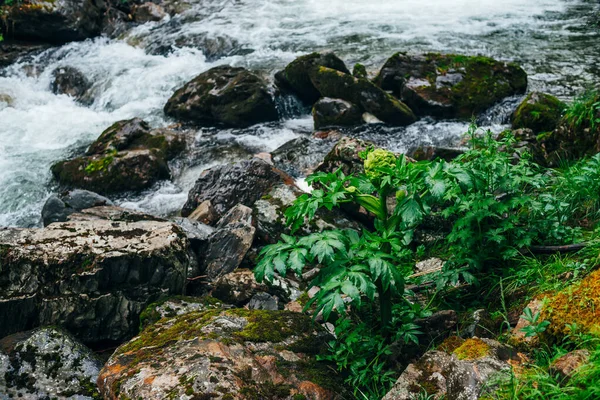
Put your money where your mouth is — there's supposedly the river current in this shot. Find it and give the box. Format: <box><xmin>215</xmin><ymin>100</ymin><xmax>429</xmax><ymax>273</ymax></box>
<box><xmin>0</xmin><ymin>0</ymin><xmax>598</xmax><ymax>227</ymax></box>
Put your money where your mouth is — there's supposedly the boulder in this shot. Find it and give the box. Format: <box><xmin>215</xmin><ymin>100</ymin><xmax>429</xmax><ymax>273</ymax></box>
<box><xmin>512</xmin><ymin>92</ymin><xmax>565</xmax><ymax>133</ymax></box>
<box><xmin>0</xmin><ymin>327</ymin><xmax>102</xmax><ymax>399</ymax></box>
<box><xmin>97</xmin><ymin>307</ymin><xmax>348</xmax><ymax>399</ymax></box>
<box><xmin>549</xmin><ymin>349</ymin><xmax>590</xmax><ymax>383</ymax></box>
<box><xmin>310</xmin><ymin>66</ymin><xmax>416</xmax><ymax>126</ymax></box>
<box><xmin>139</xmin><ymin>295</ymin><xmax>224</xmax><ymax>329</ymax></box>
<box><xmin>41</xmin><ymin>189</ymin><xmax>114</xmax><ymax>226</ymax></box>
<box><xmin>51</xmin><ymin>118</ymin><xmax>185</xmax><ymax>195</ymax></box>
<box><xmin>164</xmin><ymin>65</ymin><xmax>278</xmax><ymax>128</ymax></box>
<box><xmin>352</xmin><ymin>63</ymin><xmax>367</xmax><ymax>79</ymax></box>
<box><xmin>271</xmin><ymin>136</ymin><xmax>339</xmax><ymax>177</ymax></box>
<box><xmin>312</xmin><ymin>97</ymin><xmax>363</xmax><ymax>129</ymax></box>
<box><xmin>383</xmin><ymin>337</ymin><xmax>522</xmax><ymax>400</ymax></box>
<box><xmin>0</xmin><ymin>219</ymin><xmax>190</xmax><ymax>344</ymax></box>
<box><xmin>4</xmin><ymin>0</ymin><xmax>106</xmax><ymax>44</ymax></box>
<box><xmin>132</xmin><ymin>2</ymin><xmax>167</xmax><ymax>23</ymax></box>
<box><xmin>0</xmin><ymin>41</ymin><xmax>49</xmax><ymax>68</ymax></box>
<box><xmin>373</xmin><ymin>52</ymin><xmax>527</xmax><ymax>119</ymax></box>
<box><xmin>50</xmin><ymin>66</ymin><xmax>92</xmax><ymax>103</ymax></box>
<box><xmin>275</xmin><ymin>52</ymin><xmax>350</xmax><ymax>104</ymax></box>
<box><xmin>315</xmin><ymin>136</ymin><xmax>374</xmax><ymax>177</ymax></box>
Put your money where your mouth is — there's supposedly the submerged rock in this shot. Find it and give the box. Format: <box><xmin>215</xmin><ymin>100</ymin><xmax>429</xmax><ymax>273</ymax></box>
<box><xmin>512</xmin><ymin>92</ymin><xmax>565</xmax><ymax>133</ymax></box>
<box><xmin>312</xmin><ymin>97</ymin><xmax>363</xmax><ymax>129</ymax></box>
<box><xmin>310</xmin><ymin>66</ymin><xmax>416</xmax><ymax>126</ymax></box>
<box><xmin>275</xmin><ymin>51</ymin><xmax>350</xmax><ymax>104</ymax></box>
<box><xmin>50</xmin><ymin>66</ymin><xmax>92</xmax><ymax>103</ymax></box>
<box><xmin>0</xmin><ymin>327</ymin><xmax>102</xmax><ymax>399</ymax></box>
<box><xmin>0</xmin><ymin>42</ymin><xmax>49</xmax><ymax>67</ymax></box>
<box><xmin>41</xmin><ymin>189</ymin><xmax>114</xmax><ymax>226</ymax></box>
<box><xmin>374</xmin><ymin>52</ymin><xmax>527</xmax><ymax>119</ymax></box>
<box><xmin>51</xmin><ymin>118</ymin><xmax>185</xmax><ymax>195</ymax></box>
<box><xmin>132</xmin><ymin>2</ymin><xmax>167</xmax><ymax>23</ymax></box>
<box><xmin>0</xmin><ymin>219</ymin><xmax>190</xmax><ymax>344</ymax></box>
<box><xmin>164</xmin><ymin>65</ymin><xmax>278</xmax><ymax>128</ymax></box>
<box><xmin>97</xmin><ymin>307</ymin><xmax>348</xmax><ymax>399</ymax></box>
<box><xmin>4</xmin><ymin>0</ymin><xmax>105</xmax><ymax>44</ymax></box>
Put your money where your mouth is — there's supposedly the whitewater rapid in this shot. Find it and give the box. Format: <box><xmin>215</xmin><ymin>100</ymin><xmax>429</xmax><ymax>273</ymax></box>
<box><xmin>0</xmin><ymin>0</ymin><xmax>598</xmax><ymax>227</ymax></box>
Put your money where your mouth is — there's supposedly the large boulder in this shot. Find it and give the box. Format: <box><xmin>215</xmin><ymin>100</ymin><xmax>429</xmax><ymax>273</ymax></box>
<box><xmin>51</xmin><ymin>118</ymin><xmax>185</xmax><ymax>195</ymax></box>
<box><xmin>310</xmin><ymin>66</ymin><xmax>416</xmax><ymax>126</ymax></box>
<box><xmin>50</xmin><ymin>66</ymin><xmax>92</xmax><ymax>103</ymax></box>
<box><xmin>512</xmin><ymin>92</ymin><xmax>565</xmax><ymax>133</ymax></box>
<box><xmin>0</xmin><ymin>219</ymin><xmax>190</xmax><ymax>344</ymax></box>
<box><xmin>41</xmin><ymin>189</ymin><xmax>114</xmax><ymax>226</ymax></box>
<box><xmin>97</xmin><ymin>306</ymin><xmax>348</xmax><ymax>399</ymax></box>
<box><xmin>4</xmin><ymin>0</ymin><xmax>106</xmax><ymax>44</ymax></box>
<box><xmin>373</xmin><ymin>52</ymin><xmax>527</xmax><ymax>119</ymax></box>
<box><xmin>312</xmin><ymin>97</ymin><xmax>363</xmax><ymax>129</ymax></box>
<box><xmin>0</xmin><ymin>327</ymin><xmax>102</xmax><ymax>399</ymax></box>
<box><xmin>275</xmin><ymin>52</ymin><xmax>350</xmax><ymax>104</ymax></box>
<box><xmin>164</xmin><ymin>65</ymin><xmax>278</xmax><ymax>128</ymax></box>
<box><xmin>383</xmin><ymin>337</ymin><xmax>522</xmax><ymax>400</ymax></box>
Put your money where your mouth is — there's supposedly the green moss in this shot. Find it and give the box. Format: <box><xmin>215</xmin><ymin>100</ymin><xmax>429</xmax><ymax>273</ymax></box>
<box><xmin>453</xmin><ymin>338</ymin><xmax>491</xmax><ymax>360</ymax></box>
<box><xmin>228</xmin><ymin>309</ymin><xmax>313</xmax><ymax>343</ymax></box>
<box><xmin>512</xmin><ymin>92</ymin><xmax>565</xmax><ymax>133</ymax></box>
<box><xmin>352</xmin><ymin>63</ymin><xmax>367</xmax><ymax>78</ymax></box>
<box><xmin>84</xmin><ymin>152</ymin><xmax>116</xmax><ymax>174</ymax></box>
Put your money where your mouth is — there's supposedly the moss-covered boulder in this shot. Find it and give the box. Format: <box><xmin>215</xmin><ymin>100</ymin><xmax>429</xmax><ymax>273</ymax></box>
<box><xmin>51</xmin><ymin>118</ymin><xmax>185</xmax><ymax>195</ymax></box>
<box><xmin>97</xmin><ymin>307</ymin><xmax>349</xmax><ymax>399</ymax></box>
<box><xmin>275</xmin><ymin>52</ymin><xmax>350</xmax><ymax>104</ymax></box>
<box><xmin>310</xmin><ymin>66</ymin><xmax>416</xmax><ymax>126</ymax></box>
<box><xmin>0</xmin><ymin>326</ymin><xmax>102</xmax><ymax>399</ymax></box>
<box><xmin>312</xmin><ymin>97</ymin><xmax>363</xmax><ymax>129</ymax></box>
<box><xmin>164</xmin><ymin>65</ymin><xmax>278</xmax><ymax>128</ymax></box>
<box><xmin>383</xmin><ymin>337</ymin><xmax>522</xmax><ymax>400</ymax></box>
<box><xmin>512</xmin><ymin>92</ymin><xmax>565</xmax><ymax>133</ymax></box>
<box><xmin>373</xmin><ymin>52</ymin><xmax>527</xmax><ymax>119</ymax></box>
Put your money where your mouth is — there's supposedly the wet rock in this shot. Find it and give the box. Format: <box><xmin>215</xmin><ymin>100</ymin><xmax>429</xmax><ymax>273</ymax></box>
<box><xmin>65</xmin><ymin>205</ymin><xmax>164</xmax><ymax>223</ymax></box>
<box><xmin>0</xmin><ymin>41</ymin><xmax>49</xmax><ymax>68</ymax></box>
<box><xmin>414</xmin><ymin>257</ymin><xmax>444</xmax><ymax>275</ymax></box>
<box><xmin>384</xmin><ymin>338</ymin><xmax>520</xmax><ymax>400</ymax></box>
<box><xmin>275</xmin><ymin>51</ymin><xmax>350</xmax><ymax>104</ymax></box>
<box><xmin>315</xmin><ymin>136</ymin><xmax>374</xmax><ymax>176</ymax></box>
<box><xmin>50</xmin><ymin>66</ymin><xmax>91</xmax><ymax>103</ymax></box>
<box><xmin>0</xmin><ymin>327</ymin><xmax>102</xmax><ymax>399</ymax></box>
<box><xmin>164</xmin><ymin>65</ymin><xmax>278</xmax><ymax>128</ymax></box>
<box><xmin>4</xmin><ymin>0</ymin><xmax>106</xmax><ymax>44</ymax></box>
<box><xmin>200</xmin><ymin>204</ymin><xmax>256</xmax><ymax>281</ymax></box>
<box><xmin>132</xmin><ymin>2</ymin><xmax>167</xmax><ymax>23</ymax></box>
<box><xmin>0</xmin><ymin>219</ymin><xmax>190</xmax><ymax>344</ymax></box>
<box><xmin>248</xmin><ymin>292</ymin><xmax>280</xmax><ymax>310</ymax></box>
<box><xmin>97</xmin><ymin>308</ymin><xmax>348</xmax><ymax>399</ymax></box>
<box><xmin>549</xmin><ymin>349</ymin><xmax>590</xmax><ymax>383</ymax></box>
<box><xmin>187</xmin><ymin>199</ymin><xmax>219</xmax><ymax>225</ymax></box>
<box><xmin>374</xmin><ymin>52</ymin><xmax>527</xmax><ymax>119</ymax></box>
<box><xmin>51</xmin><ymin>118</ymin><xmax>185</xmax><ymax>195</ymax></box>
<box><xmin>41</xmin><ymin>189</ymin><xmax>114</xmax><ymax>226</ymax></box>
<box><xmin>512</xmin><ymin>92</ymin><xmax>565</xmax><ymax>133</ymax></box>
<box><xmin>310</xmin><ymin>66</ymin><xmax>416</xmax><ymax>126</ymax></box>
<box><xmin>271</xmin><ymin>136</ymin><xmax>338</xmax><ymax>177</ymax></box>
<box><xmin>181</xmin><ymin>157</ymin><xmax>286</xmax><ymax>220</ymax></box>
<box><xmin>312</xmin><ymin>97</ymin><xmax>363</xmax><ymax>129</ymax></box>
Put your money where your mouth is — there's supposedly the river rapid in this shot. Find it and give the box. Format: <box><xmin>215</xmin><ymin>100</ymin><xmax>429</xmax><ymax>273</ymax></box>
<box><xmin>0</xmin><ymin>0</ymin><xmax>598</xmax><ymax>227</ymax></box>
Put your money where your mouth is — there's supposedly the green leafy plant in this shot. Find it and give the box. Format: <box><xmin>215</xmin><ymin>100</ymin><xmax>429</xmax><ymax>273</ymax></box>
<box><xmin>519</xmin><ymin>306</ymin><xmax>550</xmax><ymax>338</ymax></box>
<box><xmin>563</xmin><ymin>90</ymin><xmax>600</xmax><ymax>134</ymax></box>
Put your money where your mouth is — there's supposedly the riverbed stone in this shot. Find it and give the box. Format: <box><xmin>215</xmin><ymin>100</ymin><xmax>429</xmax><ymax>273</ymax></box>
<box><xmin>42</xmin><ymin>189</ymin><xmax>114</xmax><ymax>226</ymax></box>
<box><xmin>512</xmin><ymin>92</ymin><xmax>565</xmax><ymax>133</ymax></box>
<box><xmin>50</xmin><ymin>66</ymin><xmax>92</xmax><ymax>103</ymax></box>
<box><xmin>0</xmin><ymin>326</ymin><xmax>102</xmax><ymax>399</ymax></box>
<box><xmin>312</xmin><ymin>97</ymin><xmax>363</xmax><ymax>129</ymax></box>
<box><xmin>164</xmin><ymin>65</ymin><xmax>278</xmax><ymax>128</ymax></box>
<box><xmin>374</xmin><ymin>52</ymin><xmax>527</xmax><ymax>119</ymax></box>
<box><xmin>51</xmin><ymin>118</ymin><xmax>185</xmax><ymax>195</ymax></box>
<box><xmin>275</xmin><ymin>51</ymin><xmax>351</xmax><ymax>104</ymax></box>
<box><xmin>310</xmin><ymin>66</ymin><xmax>416</xmax><ymax>126</ymax></box>
<box><xmin>132</xmin><ymin>2</ymin><xmax>167</xmax><ymax>23</ymax></box>
<box><xmin>97</xmin><ymin>307</ymin><xmax>348</xmax><ymax>399</ymax></box>
<box><xmin>0</xmin><ymin>219</ymin><xmax>190</xmax><ymax>344</ymax></box>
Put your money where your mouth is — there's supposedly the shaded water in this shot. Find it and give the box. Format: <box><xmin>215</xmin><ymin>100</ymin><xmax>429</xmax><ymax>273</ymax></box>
<box><xmin>0</xmin><ymin>0</ymin><xmax>598</xmax><ymax>227</ymax></box>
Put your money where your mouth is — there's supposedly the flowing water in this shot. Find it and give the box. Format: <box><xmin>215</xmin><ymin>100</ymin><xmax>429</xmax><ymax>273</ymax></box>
<box><xmin>0</xmin><ymin>0</ymin><xmax>598</xmax><ymax>227</ymax></box>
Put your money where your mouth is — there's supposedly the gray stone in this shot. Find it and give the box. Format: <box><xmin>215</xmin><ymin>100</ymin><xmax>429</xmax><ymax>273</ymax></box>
<box><xmin>42</xmin><ymin>189</ymin><xmax>114</xmax><ymax>226</ymax></box>
<box><xmin>50</xmin><ymin>66</ymin><xmax>92</xmax><ymax>103</ymax></box>
<box><xmin>248</xmin><ymin>292</ymin><xmax>279</xmax><ymax>310</ymax></box>
<box><xmin>312</xmin><ymin>97</ymin><xmax>363</xmax><ymax>129</ymax></box>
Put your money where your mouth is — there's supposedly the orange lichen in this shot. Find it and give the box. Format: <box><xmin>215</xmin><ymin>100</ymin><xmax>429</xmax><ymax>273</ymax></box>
<box><xmin>540</xmin><ymin>268</ymin><xmax>600</xmax><ymax>338</ymax></box>
<box><xmin>453</xmin><ymin>338</ymin><xmax>490</xmax><ymax>360</ymax></box>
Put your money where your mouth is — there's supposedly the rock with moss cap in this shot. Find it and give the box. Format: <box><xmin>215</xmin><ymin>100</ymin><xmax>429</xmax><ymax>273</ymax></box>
<box><xmin>373</xmin><ymin>52</ymin><xmax>527</xmax><ymax>119</ymax></box>
<box><xmin>51</xmin><ymin>118</ymin><xmax>185</xmax><ymax>195</ymax></box>
<box><xmin>0</xmin><ymin>326</ymin><xmax>102</xmax><ymax>399</ymax></box>
<box><xmin>310</xmin><ymin>66</ymin><xmax>416</xmax><ymax>126</ymax></box>
<box><xmin>0</xmin><ymin>219</ymin><xmax>190</xmax><ymax>344</ymax></box>
<box><xmin>312</xmin><ymin>97</ymin><xmax>364</xmax><ymax>129</ymax></box>
<box><xmin>512</xmin><ymin>92</ymin><xmax>565</xmax><ymax>133</ymax></box>
<box><xmin>97</xmin><ymin>307</ymin><xmax>349</xmax><ymax>399</ymax></box>
<box><xmin>383</xmin><ymin>337</ymin><xmax>522</xmax><ymax>400</ymax></box>
<box><xmin>164</xmin><ymin>65</ymin><xmax>278</xmax><ymax>128</ymax></box>
<box><xmin>275</xmin><ymin>52</ymin><xmax>350</xmax><ymax>104</ymax></box>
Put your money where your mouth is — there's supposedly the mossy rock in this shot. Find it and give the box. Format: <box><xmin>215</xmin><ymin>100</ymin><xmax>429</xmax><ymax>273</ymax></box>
<box><xmin>274</xmin><ymin>52</ymin><xmax>350</xmax><ymax>104</ymax></box>
<box><xmin>98</xmin><ymin>308</ymin><xmax>349</xmax><ymax>399</ymax></box>
<box><xmin>352</xmin><ymin>63</ymin><xmax>367</xmax><ymax>78</ymax></box>
<box><xmin>310</xmin><ymin>66</ymin><xmax>416</xmax><ymax>126</ymax></box>
<box><xmin>512</xmin><ymin>92</ymin><xmax>565</xmax><ymax>133</ymax></box>
<box><xmin>374</xmin><ymin>52</ymin><xmax>527</xmax><ymax>119</ymax></box>
<box><xmin>164</xmin><ymin>65</ymin><xmax>278</xmax><ymax>128</ymax></box>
